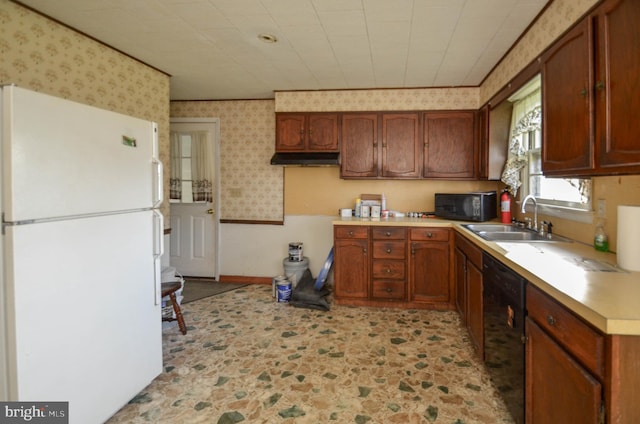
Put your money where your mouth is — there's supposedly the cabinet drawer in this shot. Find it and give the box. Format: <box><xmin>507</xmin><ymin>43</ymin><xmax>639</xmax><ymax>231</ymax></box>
<box><xmin>335</xmin><ymin>226</ymin><xmax>368</xmax><ymax>239</ymax></box>
<box><xmin>527</xmin><ymin>285</ymin><xmax>605</xmax><ymax>379</ymax></box>
<box><xmin>372</xmin><ymin>241</ymin><xmax>406</xmax><ymax>259</ymax></box>
<box><xmin>372</xmin><ymin>260</ymin><xmax>405</xmax><ymax>280</ymax></box>
<box><xmin>372</xmin><ymin>227</ymin><xmax>406</xmax><ymax>240</ymax></box>
<box><xmin>372</xmin><ymin>281</ymin><xmax>406</xmax><ymax>300</ymax></box>
<box><xmin>410</xmin><ymin>228</ymin><xmax>449</xmax><ymax>242</ymax></box>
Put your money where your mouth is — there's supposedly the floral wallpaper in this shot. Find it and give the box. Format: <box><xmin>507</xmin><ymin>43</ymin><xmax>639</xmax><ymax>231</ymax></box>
<box><xmin>275</xmin><ymin>87</ymin><xmax>480</xmax><ymax>112</ymax></box>
<box><xmin>170</xmin><ymin>100</ymin><xmax>282</xmax><ymax>221</ymax></box>
<box><xmin>0</xmin><ymin>0</ymin><xmax>171</xmax><ymax>222</ymax></box>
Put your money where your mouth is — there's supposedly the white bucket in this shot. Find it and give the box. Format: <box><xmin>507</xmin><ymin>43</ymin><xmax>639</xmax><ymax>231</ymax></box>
<box><xmin>283</xmin><ymin>256</ymin><xmax>309</xmax><ymax>288</ymax></box>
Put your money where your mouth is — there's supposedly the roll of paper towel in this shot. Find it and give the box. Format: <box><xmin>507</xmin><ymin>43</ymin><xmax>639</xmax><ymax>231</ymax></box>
<box><xmin>617</xmin><ymin>205</ymin><xmax>640</xmax><ymax>272</ymax></box>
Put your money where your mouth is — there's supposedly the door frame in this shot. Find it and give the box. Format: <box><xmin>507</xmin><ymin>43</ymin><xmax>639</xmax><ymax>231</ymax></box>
<box><xmin>169</xmin><ymin>117</ymin><xmax>221</xmax><ymax>280</ymax></box>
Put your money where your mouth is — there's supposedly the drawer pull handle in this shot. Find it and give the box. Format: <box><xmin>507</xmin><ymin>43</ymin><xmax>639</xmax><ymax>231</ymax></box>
<box><xmin>348</xmin><ymin>231</ymin><xmax>354</xmax><ymax>237</ymax></box>
<box><xmin>547</xmin><ymin>315</ymin><xmax>556</xmax><ymax>326</ymax></box>
<box><xmin>363</xmin><ymin>247</ymin><xmax>367</xmax><ymax>253</ymax></box>
<box><xmin>385</xmin><ymin>231</ymin><xmax>391</xmax><ymax>237</ymax></box>
<box><xmin>386</xmin><ymin>288</ymin><xmax>392</xmax><ymax>293</ymax></box>
<box><xmin>386</xmin><ymin>268</ymin><xmax>392</xmax><ymax>273</ymax></box>
<box><xmin>386</xmin><ymin>248</ymin><xmax>392</xmax><ymax>254</ymax></box>
<box><xmin>427</xmin><ymin>232</ymin><xmax>433</xmax><ymax>238</ymax></box>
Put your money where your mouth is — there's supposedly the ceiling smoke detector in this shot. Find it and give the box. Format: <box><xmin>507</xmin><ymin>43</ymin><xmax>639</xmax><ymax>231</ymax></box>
<box><xmin>258</xmin><ymin>33</ymin><xmax>278</xmax><ymax>43</ymax></box>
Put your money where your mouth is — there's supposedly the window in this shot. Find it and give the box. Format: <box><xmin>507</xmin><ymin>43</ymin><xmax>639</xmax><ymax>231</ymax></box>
<box><xmin>502</xmin><ymin>75</ymin><xmax>591</xmax><ymax>220</ymax></box>
<box><xmin>170</xmin><ymin>130</ymin><xmax>213</xmax><ymax>203</ymax></box>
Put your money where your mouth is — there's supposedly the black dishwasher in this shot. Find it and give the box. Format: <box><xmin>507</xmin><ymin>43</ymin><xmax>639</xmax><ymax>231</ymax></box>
<box><xmin>482</xmin><ymin>253</ymin><xmax>526</xmax><ymax>424</ymax></box>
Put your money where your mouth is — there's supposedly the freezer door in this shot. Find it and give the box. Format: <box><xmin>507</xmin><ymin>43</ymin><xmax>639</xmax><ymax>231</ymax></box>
<box><xmin>2</xmin><ymin>86</ymin><xmax>161</xmax><ymax>222</ymax></box>
<box><xmin>2</xmin><ymin>211</ymin><xmax>162</xmax><ymax>424</ymax></box>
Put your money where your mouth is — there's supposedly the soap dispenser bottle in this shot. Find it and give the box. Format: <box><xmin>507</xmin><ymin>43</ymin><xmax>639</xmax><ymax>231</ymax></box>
<box><xmin>594</xmin><ymin>219</ymin><xmax>609</xmax><ymax>252</ymax></box>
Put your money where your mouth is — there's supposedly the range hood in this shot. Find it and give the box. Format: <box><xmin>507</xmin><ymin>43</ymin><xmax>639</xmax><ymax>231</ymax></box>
<box><xmin>270</xmin><ymin>152</ymin><xmax>340</xmax><ymax>166</ymax></box>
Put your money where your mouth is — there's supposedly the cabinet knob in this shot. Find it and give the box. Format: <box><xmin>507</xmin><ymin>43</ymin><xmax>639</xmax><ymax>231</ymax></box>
<box><xmin>385</xmin><ymin>231</ymin><xmax>391</xmax><ymax>237</ymax></box>
<box><xmin>348</xmin><ymin>231</ymin><xmax>354</xmax><ymax>236</ymax></box>
<box><xmin>426</xmin><ymin>232</ymin><xmax>433</xmax><ymax>238</ymax></box>
<box><xmin>386</xmin><ymin>248</ymin><xmax>392</xmax><ymax>254</ymax></box>
<box><xmin>546</xmin><ymin>315</ymin><xmax>557</xmax><ymax>326</ymax></box>
<box><xmin>595</xmin><ymin>80</ymin><xmax>605</xmax><ymax>91</ymax></box>
<box><xmin>386</xmin><ymin>268</ymin><xmax>392</xmax><ymax>273</ymax></box>
<box><xmin>580</xmin><ymin>88</ymin><xmax>588</xmax><ymax>97</ymax></box>
<box><xmin>386</xmin><ymin>288</ymin><xmax>392</xmax><ymax>293</ymax></box>
<box><xmin>363</xmin><ymin>247</ymin><xmax>367</xmax><ymax>254</ymax></box>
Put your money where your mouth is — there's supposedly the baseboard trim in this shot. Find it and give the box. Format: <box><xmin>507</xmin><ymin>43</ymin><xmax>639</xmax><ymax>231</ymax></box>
<box><xmin>219</xmin><ymin>275</ymin><xmax>272</xmax><ymax>285</ymax></box>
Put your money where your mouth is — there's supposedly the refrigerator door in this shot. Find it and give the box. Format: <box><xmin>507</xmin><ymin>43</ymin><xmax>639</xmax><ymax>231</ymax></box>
<box><xmin>2</xmin><ymin>86</ymin><xmax>161</xmax><ymax>223</ymax></box>
<box><xmin>3</xmin><ymin>210</ymin><xmax>162</xmax><ymax>424</ymax></box>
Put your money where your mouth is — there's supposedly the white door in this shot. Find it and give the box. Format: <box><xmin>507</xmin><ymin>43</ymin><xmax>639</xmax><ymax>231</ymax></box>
<box><xmin>169</xmin><ymin>119</ymin><xmax>220</xmax><ymax>278</ymax></box>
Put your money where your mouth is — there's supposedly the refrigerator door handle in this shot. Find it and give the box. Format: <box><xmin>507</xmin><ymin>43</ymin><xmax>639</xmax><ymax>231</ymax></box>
<box><xmin>152</xmin><ymin>158</ymin><xmax>163</xmax><ymax>208</ymax></box>
<box><xmin>153</xmin><ymin>210</ymin><xmax>164</xmax><ymax>305</ymax></box>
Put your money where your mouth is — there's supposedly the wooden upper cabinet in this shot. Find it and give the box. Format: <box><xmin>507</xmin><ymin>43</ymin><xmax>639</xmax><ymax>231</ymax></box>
<box><xmin>477</xmin><ymin>106</ymin><xmax>489</xmax><ymax>180</ymax></box>
<box><xmin>341</xmin><ymin>113</ymin><xmax>379</xmax><ymax>178</ymax></box>
<box><xmin>381</xmin><ymin>113</ymin><xmax>421</xmax><ymax>178</ymax></box>
<box><xmin>594</xmin><ymin>0</ymin><xmax>640</xmax><ymax>171</ymax></box>
<box><xmin>541</xmin><ymin>18</ymin><xmax>594</xmax><ymax>175</ymax></box>
<box><xmin>423</xmin><ymin>111</ymin><xmax>476</xmax><ymax>179</ymax></box>
<box><xmin>542</xmin><ymin>0</ymin><xmax>640</xmax><ymax>176</ymax></box>
<box><xmin>275</xmin><ymin>113</ymin><xmax>338</xmax><ymax>152</ymax></box>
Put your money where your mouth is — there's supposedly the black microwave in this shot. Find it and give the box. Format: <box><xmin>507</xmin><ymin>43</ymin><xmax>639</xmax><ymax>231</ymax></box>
<box><xmin>434</xmin><ymin>191</ymin><xmax>497</xmax><ymax>222</ymax></box>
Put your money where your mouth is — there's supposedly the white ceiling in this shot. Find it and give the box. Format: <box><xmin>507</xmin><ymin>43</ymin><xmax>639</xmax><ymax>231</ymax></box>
<box><xmin>18</xmin><ymin>0</ymin><xmax>549</xmax><ymax>100</ymax></box>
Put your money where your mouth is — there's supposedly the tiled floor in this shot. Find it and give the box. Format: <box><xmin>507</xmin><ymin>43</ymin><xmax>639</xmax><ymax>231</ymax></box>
<box><xmin>107</xmin><ymin>285</ymin><xmax>514</xmax><ymax>423</ymax></box>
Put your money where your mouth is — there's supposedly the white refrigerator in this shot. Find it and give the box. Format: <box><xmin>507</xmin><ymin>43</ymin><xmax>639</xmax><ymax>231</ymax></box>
<box><xmin>0</xmin><ymin>86</ymin><xmax>164</xmax><ymax>423</ymax></box>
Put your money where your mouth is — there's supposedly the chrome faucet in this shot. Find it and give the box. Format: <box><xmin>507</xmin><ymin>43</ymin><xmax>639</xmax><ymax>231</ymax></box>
<box><xmin>521</xmin><ymin>194</ymin><xmax>538</xmax><ymax>231</ymax></box>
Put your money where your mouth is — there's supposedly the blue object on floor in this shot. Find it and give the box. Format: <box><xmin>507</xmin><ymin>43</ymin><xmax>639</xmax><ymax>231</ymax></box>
<box><xmin>314</xmin><ymin>247</ymin><xmax>333</xmax><ymax>290</ymax></box>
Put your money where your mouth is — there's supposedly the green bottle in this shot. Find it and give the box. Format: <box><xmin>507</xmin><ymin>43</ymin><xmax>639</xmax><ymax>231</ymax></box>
<box><xmin>594</xmin><ymin>220</ymin><xmax>609</xmax><ymax>252</ymax></box>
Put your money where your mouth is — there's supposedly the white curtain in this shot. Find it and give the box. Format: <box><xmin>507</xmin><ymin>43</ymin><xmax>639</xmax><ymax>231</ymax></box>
<box><xmin>501</xmin><ymin>88</ymin><xmax>541</xmax><ymax>196</ymax></box>
<box><xmin>170</xmin><ymin>131</ymin><xmax>182</xmax><ymax>200</ymax></box>
<box><xmin>190</xmin><ymin>131</ymin><xmax>214</xmax><ymax>202</ymax></box>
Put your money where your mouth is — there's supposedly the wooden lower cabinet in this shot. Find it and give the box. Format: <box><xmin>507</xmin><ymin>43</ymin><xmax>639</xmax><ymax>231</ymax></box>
<box><xmin>333</xmin><ymin>226</ymin><xmax>369</xmax><ymax>299</ymax></box>
<box><xmin>333</xmin><ymin>225</ymin><xmax>453</xmax><ymax>309</ymax></box>
<box><xmin>522</xmin><ymin>284</ymin><xmax>640</xmax><ymax>423</ymax></box>
<box><xmin>454</xmin><ymin>233</ymin><xmax>483</xmax><ymax>356</ymax></box>
<box><xmin>409</xmin><ymin>228</ymin><xmax>453</xmax><ymax>308</ymax></box>
<box><xmin>525</xmin><ymin>318</ymin><xmax>603</xmax><ymax>423</ymax></box>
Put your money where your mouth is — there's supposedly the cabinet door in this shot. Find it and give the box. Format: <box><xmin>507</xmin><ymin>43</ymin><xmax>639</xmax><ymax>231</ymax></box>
<box><xmin>382</xmin><ymin>113</ymin><xmax>421</xmax><ymax>178</ymax></box>
<box><xmin>308</xmin><ymin>114</ymin><xmax>339</xmax><ymax>151</ymax></box>
<box><xmin>409</xmin><ymin>241</ymin><xmax>451</xmax><ymax>305</ymax></box>
<box><xmin>594</xmin><ymin>0</ymin><xmax>640</xmax><ymax>171</ymax></box>
<box><xmin>423</xmin><ymin>111</ymin><xmax>476</xmax><ymax>178</ymax></box>
<box><xmin>477</xmin><ymin>107</ymin><xmax>489</xmax><ymax>180</ymax></box>
<box><xmin>542</xmin><ymin>19</ymin><xmax>594</xmax><ymax>175</ymax></box>
<box><xmin>341</xmin><ymin>114</ymin><xmax>379</xmax><ymax>178</ymax></box>
<box><xmin>525</xmin><ymin>318</ymin><xmax>603</xmax><ymax>424</ymax></box>
<box><xmin>466</xmin><ymin>261</ymin><xmax>483</xmax><ymax>357</ymax></box>
<box><xmin>276</xmin><ymin>114</ymin><xmax>306</xmax><ymax>151</ymax></box>
<box><xmin>334</xmin><ymin>238</ymin><xmax>369</xmax><ymax>299</ymax></box>
<box><xmin>454</xmin><ymin>248</ymin><xmax>467</xmax><ymax>323</ymax></box>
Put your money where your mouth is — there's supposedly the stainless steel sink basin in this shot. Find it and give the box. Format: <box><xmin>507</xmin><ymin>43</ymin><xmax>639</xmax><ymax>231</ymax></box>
<box><xmin>464</xmin><ymin>224</ymin><xmax>527</xmax><ymax>233</ymax></box>
<box><xmin>462</xmin><ymin>224</ymin><xmax>572</xmax><ymax>243</ymax></box>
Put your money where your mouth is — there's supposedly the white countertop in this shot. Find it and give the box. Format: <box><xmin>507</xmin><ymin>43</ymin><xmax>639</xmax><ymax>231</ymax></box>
<box><xmin>333</xmin><ymin>217</ymin><xmax>640</xmax><ymax>336</ymax></box>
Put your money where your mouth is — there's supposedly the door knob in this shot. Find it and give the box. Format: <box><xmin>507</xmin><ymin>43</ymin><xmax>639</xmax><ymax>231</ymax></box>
<box><xmin>207</xmin><ymin>209</ymin><xmax>214</xmax><ymax>214</ymax></box>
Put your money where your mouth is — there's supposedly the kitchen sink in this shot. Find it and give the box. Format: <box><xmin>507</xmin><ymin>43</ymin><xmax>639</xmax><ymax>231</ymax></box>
<box><xmin>462</xmin><ymin>224</ymin><xmax>572</xmax><ymax>243</ymax></box>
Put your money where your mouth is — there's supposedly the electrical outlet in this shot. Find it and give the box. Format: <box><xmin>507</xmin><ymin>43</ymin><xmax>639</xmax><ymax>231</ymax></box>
<box><xmin>597</xmin><ymin>199</ymin><xmax>606</xmax><ymax>218</ymax></box>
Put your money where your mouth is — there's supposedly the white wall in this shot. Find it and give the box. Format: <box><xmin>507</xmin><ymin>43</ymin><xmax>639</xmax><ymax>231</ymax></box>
<box><xmin>220</xmin><ymin>215</ymin><xmax>335</xmax><ymax>278</ymax></box>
